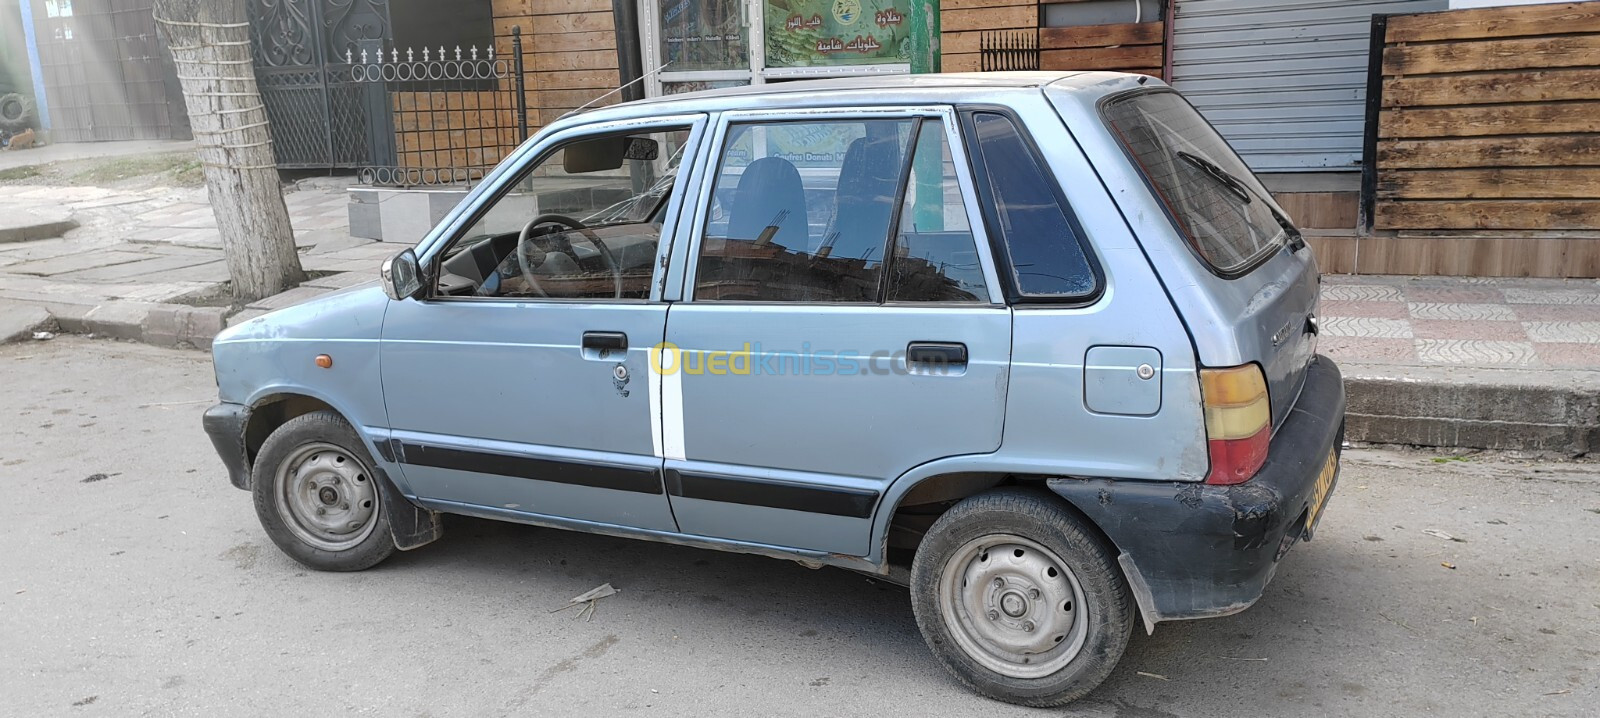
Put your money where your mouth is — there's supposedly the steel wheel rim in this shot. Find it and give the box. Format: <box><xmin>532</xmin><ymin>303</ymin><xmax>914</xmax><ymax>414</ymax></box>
<box><xmin>937</xmin><ymin>534</ymin><xmax>1089</xmax><ymax>679</ymax></box>
<box><xmin>274</xmin><ymin>442</ymin><xmax>379</xmax><ymax>551</ymax></box>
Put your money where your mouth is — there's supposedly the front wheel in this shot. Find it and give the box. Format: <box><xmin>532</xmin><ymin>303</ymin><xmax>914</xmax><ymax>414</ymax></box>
<box><xmin>909</xmin><ymin>487</ymin><xmax>1134</xmax><ymax>707</ymax></box>
<box><xmin>251</xmin><ymin>410</ymin><xmax>395</xmax><ymax>571</ymax></box>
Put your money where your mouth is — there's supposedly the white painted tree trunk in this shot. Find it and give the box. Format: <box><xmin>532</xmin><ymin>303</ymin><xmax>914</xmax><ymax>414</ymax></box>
<box><xmin>155</xmin><ymin>0</ymin><xmax>304</xmax><ymax>302</ymax></box>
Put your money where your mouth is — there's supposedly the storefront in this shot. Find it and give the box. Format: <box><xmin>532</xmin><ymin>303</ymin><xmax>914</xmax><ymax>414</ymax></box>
<box><xmin>638</xmin><ymin>0</ymin><xmax>938</xmax><ymax>96</ymax></box>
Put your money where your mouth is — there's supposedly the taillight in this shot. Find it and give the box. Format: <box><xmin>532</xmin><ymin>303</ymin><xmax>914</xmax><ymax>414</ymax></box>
<box><xmin>1200</xmin><ymin>364</ymin><xmax>1271</xmax><ymax>485</ymax></box>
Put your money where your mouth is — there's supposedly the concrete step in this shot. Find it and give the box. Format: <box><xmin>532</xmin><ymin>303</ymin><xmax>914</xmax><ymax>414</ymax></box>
<box><xmin>1344</xmin><ymin>364</ymin><xmax>1600</xmax><ymax>456</ymax></box>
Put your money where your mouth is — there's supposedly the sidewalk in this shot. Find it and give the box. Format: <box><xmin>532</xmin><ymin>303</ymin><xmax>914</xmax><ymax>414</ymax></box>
<box><xmin>0</xmin><ymin>180</ymin><xmax>400</xmax><ymax>346</ymax></box>
<box><xmin>1</xmin><ymin>182</ymin><xmax>1596</xmax><ymax>454</ymax></box>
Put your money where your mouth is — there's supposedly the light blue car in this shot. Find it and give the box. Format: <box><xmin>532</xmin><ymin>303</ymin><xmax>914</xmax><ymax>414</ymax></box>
<box><xmin>204</xmin><ymin>72</ymin><xmax>1344</xmax><ymax>707</ymax></box>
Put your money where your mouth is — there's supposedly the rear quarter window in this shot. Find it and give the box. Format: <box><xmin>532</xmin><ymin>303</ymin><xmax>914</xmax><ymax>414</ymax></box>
<box><xmin>1101</xmin><ymin>89</ymin><xmax>1287</xmax><ymax>275</ymax></box>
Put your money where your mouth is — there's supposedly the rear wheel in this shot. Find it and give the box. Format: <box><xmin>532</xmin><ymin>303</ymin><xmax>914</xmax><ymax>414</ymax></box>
<box><xmin>910</xmin><ymin>487</ymin><xmax>1133</xmax><ymax>707</ymax></box>
<box><xmin>251</xmin><ymin>410</ymin><xmax>395</xmax><ymax>571</ymax></box>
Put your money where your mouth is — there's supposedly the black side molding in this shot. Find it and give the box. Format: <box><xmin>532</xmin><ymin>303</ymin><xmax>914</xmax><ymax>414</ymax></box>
<box><xmin>398</xmin><ymin>442</ymin><xmax>664</xmax><ymax>495</ymax></box>
<box><xmin>667</xmin><ymin>469</ymin><xmax>878</xmax><ymax>519</ymax></box>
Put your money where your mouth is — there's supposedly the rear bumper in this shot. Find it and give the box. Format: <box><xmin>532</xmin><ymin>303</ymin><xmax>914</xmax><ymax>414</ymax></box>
<box><xmin>202</xmin><ymin>402</ymin><xmax>252</xmax><ymax>490</ymax></box>
<box><xmin>1047</xmin><ymin>355</ymin><xmax>1346</xmax><ymax>625</ymax></box>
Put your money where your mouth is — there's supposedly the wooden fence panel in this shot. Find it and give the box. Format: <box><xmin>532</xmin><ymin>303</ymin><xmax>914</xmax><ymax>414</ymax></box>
<box><xmin>1372</xmin><ymin>0</ymin><xmax>1600</xmax><ymax>253</ymax></box>
<box><xmin>1038</xmin><ymin>21</ymin><xmax>1164</xmax><ymax>79</ymax></box>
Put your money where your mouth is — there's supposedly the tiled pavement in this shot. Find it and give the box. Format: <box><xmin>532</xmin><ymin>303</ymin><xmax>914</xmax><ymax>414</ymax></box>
<box><xmin>0</xmin><ymin>181</ymin><xmax>400</xmax><ymax>323</ymax></box>
<box><xmin>1318</xmin><ymin>275</ymin><xmax>1600</xmax><ymax>370</ymax></box>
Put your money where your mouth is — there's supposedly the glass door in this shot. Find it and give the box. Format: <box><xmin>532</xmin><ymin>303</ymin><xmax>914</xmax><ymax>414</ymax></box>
<box><xmin>639</xmin><ymin>0</ymin><xmax>913</xmax><ymax>97</ymax></box>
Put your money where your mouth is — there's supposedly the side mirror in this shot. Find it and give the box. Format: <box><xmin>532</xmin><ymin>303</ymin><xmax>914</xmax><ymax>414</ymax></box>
<box><xmin>381</xmin><ymin>248</ymin><xmax>423</xmax><ymax>300</ymax></box>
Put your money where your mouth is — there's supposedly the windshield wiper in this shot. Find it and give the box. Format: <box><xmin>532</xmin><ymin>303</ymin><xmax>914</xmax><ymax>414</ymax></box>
<box><xmin>1176</xmin><ymin>151</ymin><xmax>1306</xmax><ymax>253</ymax></box>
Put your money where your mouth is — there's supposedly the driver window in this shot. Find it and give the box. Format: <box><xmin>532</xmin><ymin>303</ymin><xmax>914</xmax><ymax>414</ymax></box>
<box><xmin>435</xmin><ymin>127</ymin><xmax>692</xmax><ymax>300</ymax></box>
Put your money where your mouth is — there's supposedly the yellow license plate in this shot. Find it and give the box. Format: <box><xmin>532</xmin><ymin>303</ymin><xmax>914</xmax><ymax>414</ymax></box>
<box><xmin>1305</xmin><ymin>449</ymin><xmax>1339</xmax><ymax>533</ymax></box>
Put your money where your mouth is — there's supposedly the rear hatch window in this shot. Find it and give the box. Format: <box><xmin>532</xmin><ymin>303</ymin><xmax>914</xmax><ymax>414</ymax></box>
<box><xmin>1101</xmin><ymin>90</ymin><xmax>1289</xmax><ymax>276</ymax></box>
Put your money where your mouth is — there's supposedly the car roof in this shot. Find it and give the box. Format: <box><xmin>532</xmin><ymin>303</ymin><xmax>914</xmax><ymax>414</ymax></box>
<box><xmin>548</xmin><ymin>72</ymin><xmax>1154</xmax><ymax>130</ymax></box>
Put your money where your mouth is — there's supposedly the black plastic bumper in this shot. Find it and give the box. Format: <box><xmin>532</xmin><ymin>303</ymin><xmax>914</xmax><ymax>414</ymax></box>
<box><xmin>1047</xmin><ymin>355</ymin><xmax>1346</xmax><ymax>625</ymax></box>
<box><xmin>202</xmin><ymin>402</ymin><xmax>253</xmax><ymax>490</ymax></box>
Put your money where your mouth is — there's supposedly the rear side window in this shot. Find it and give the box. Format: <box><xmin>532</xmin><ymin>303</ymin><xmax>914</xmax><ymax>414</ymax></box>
<box><xmin>966</xmin><ymin>112</ymin><xmax>1097</xmax><ymax>299</ymax></box>
<box><xmin>1102</xmin><ymin>89</ymin><xmax>1287</xmax><ymax>275</ymax></box>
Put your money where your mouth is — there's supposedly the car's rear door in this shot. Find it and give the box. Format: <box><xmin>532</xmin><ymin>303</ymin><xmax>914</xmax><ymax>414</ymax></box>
<box><xmin>656</xmin><ymin>107</ymin><xmax>1012</xmax><ymax>556</ymax></box>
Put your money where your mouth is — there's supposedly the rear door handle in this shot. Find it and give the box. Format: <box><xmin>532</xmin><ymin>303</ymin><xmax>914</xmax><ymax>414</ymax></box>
<box><xmin>582</xmin><ymin>331</ymin><xmax>628</xmax><ymax>353</ymax></box>
<box><xmin>907</xmin><ymin>342</ymin><xmax>967</xmax><ymax>365</ymax></box>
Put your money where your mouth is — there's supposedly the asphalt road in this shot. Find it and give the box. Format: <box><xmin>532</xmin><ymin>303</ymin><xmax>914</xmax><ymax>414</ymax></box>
<box><xmin>2</xmin><ymin>338</ymin><xmax>1596</xmax><ymax>717</ymax></box>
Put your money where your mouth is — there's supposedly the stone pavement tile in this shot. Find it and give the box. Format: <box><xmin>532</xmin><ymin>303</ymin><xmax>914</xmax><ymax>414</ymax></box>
<box><xmin>303</xmin><ymin>271</ymin><xmax>374</xmax><ymax>290</ymax></box>
<box><xmin>6</xmin><ymin>250</ymin><xmax>157</xmax><ymax>277</ymax></box>
<box><xmin>1406</xmin><ymin>302</ymin><xmax>1518</xmax><ymax>321</ymax></box>
<box><xmin>1321</xmin><ymin>316</ymin><xmax>1413</xmax><ymax>339</ymax></box>
<box><xmin>1319</xmin><ymin>300</ymin><xmax>1408</xmax><ymax>319</ymax></box>
<box><xmin>318</xmin><ymin>243</ymin><xmax>402</xmax><ymax>261</ymax></box>
<box><xmin>144</xmin><ymin>260</ymin><xmax>230</xmax><ymax>284</ymax></box>
<box><xmin>55</xmin><ymin>253</ymin><xmax>220</xmax><ymax>282</ymax></box>
<box><xmin>1503</xmin><ymin>287</ymin><xmax>1600</xmax><ymax>305</ymax></box>
<box><xmin>1512</xmin><ymin>304</ymin><xmax>1600</xmax><ymax>321</ymax></box>
<box><xmin>1319</xmin><ymin>336</ymin><xmax>1417</xmax><ymax>364</ymax></box>
<box><xmin>1409</xmin><ymin>319</ymin><xmax>1528</xmax><ymax>341</ymax></box>
<box><xmin>126</xmin><ymin>227</ymin><xmax>221</xmax><ymax>248</ymax></box>
<box><xmin>106</xmin><ymin>281</ymin><xmax>215</xmax><ymax>303</ymax></box>
<box><xmin>247</xmin><ymin>285</ymin><xmax>332</xmax><ymax>311</ymax></box>
<box><xmin>305</xmin><ymin>234</ymin><xmax>375</xmax><ymax>255</ymax></box>
<box><xmin>0</xmin><ymin>237</ymin><xmax>96</xmax><ymax>262</ymax></box>
<box><xmin>143</xmin><ymin>244</ymin><xmax>222</xmax><ymax>257</ymax></box>
<box><xmin>1321</xmin><ymin>284</ymin><xmax>1404</xmax><ymax>302</ymax></box>
<box><xmin>292</xmin><ymin>213</ymin><xmax>349</xmax><ymax>231</ymax></box>
<box><xmin>1533</xmin><ymin>343</ymin><xmax>1600</xmax><ymax>368</ymax></box>
<box><xmin>1522</xmin><ymin>321</ymin><xmax>1600</xmax><ymax>344</ymax></box>
<box><xmin>1400</xmin><ymin>285</ymin><xmax>1506</xmax><ymax>303</ymax></box>
<box><xmin>1414</xmin><ymin>339</ymin><xmax>1537</xmax><ymax>366</ymax></box>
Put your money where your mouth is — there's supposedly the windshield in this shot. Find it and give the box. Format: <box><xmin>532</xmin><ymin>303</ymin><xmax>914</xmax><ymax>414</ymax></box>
<box><xmin>1102</xmin><ymin>89</ymin><xmax>1288</xmax><ymax>275</ymax></box>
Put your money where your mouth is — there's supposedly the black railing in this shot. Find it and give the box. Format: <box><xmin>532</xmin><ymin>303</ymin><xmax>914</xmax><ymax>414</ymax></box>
<box><xmin>349</xmin><ymin>27</ymin><xmax>529</xmax><ymax>187</ymax></box>
<box><xmin>980</xmin><ymin>30</ymin><xmax>1040</xmax><ymax>72</ymax></box>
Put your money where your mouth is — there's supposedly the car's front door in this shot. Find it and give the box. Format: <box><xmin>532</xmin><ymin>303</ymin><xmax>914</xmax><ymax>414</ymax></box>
<box><xmin>378</xmin><ymin>116</ymin><xmax>706</xmax><ymax>532</ymax></box>
<box><xmin>658</xmin><ymin>108</ymin><xmax>1012</xmax><ymax>556</ymax></box>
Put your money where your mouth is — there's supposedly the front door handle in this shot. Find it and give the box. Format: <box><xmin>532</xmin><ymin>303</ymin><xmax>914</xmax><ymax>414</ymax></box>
<box><xmin>582</xmin><ymin>331</ymin><xmax>628</xmax><ymax>353</ymax></box>
<box><xmin>907</xmin><ymin>342</ymin><xmax>967</xmax><ymax>365</ymax></box>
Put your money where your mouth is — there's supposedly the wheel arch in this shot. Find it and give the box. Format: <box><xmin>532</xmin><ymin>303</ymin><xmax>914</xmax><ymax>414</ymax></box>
<box><xmin>241</xmin><ymin>387</ymin><xmax>443</xmax><ymax>552</ymax></box>
<box><xmin>873</xmin><ymin>460</ymin><xmax>1138</xmax><ymax>613</ymax></box>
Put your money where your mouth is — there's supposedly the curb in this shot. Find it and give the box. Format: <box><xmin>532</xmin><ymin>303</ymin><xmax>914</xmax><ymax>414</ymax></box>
<box><xmin>79</xmin><ymin>300</ymin><xmax>228</xmax><ymax>349</ymax></box>
<box><xmin>1344</xmin><ymin>365</ymin><xmax>1600</xmax><ymax>457</ymax></box>
<box><xmin>0</xmin><ymin>301</ymin><xmax>57</xmax><ymax>343</ymax></box>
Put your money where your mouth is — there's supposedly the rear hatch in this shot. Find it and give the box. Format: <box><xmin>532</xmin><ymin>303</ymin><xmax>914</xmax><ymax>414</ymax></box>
<box><xmin>1088</xmin><ymin>86</ymin><xmax>1319</xmax><ymax>428</ymax></box>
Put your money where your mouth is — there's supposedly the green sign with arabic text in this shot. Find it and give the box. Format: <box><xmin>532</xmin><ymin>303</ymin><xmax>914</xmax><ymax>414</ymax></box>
<box><xmin>764</xmin><ymin>0</ymin><xmax>913</xmax><ymax>68</ymax></box>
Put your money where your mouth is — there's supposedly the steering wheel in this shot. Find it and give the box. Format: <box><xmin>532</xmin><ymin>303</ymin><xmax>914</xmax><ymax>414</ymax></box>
<box><xmin>515</xmin><ymin>213</ymin><xmax>623</xmax><ymax>299</ymax></box>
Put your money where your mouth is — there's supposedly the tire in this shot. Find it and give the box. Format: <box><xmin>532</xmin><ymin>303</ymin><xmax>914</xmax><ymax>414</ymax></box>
<box><xmin>251</xmin><ymin>410</ymin><xmax>395</xmax><ymax>571</ymax></box>
<box><xmin>909</xmin><ymin>487</ymin><xmax>1134</xmax><ymax>707</ymax></box>
<box><xmin>0</xmin><ymin>93</ymin><xmax>35</xmax><ymax>133</ymax></box>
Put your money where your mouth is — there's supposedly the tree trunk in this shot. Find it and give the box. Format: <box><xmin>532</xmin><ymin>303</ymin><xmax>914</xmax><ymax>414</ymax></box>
<box><xmin>155</xmin><ymin>0</ymin><xmax>304</xmax><ymax>302</ymax></box>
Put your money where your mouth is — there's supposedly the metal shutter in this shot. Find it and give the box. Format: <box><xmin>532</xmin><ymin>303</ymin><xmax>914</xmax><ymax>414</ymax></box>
<box><xmin>1169</xmin><ymin>0</ymin><xmax>1446</xmax><ymax>172</ymax></box>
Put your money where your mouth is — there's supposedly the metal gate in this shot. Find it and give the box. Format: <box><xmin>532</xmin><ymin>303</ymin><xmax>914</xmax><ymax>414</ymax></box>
<box><xmin>247</xmin><ymin>0</ymin><xmax>394</xmax><ymax>169</ymax></box>
<box><xmin>30</xmin><ymin>0</ymin><xmax>191</xmax><ymax>142</ymax></box>
<box><xmin>1168</xmin><ymin>0</ymin><xmax>1446</xmax><ymax>172</ymax></box>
